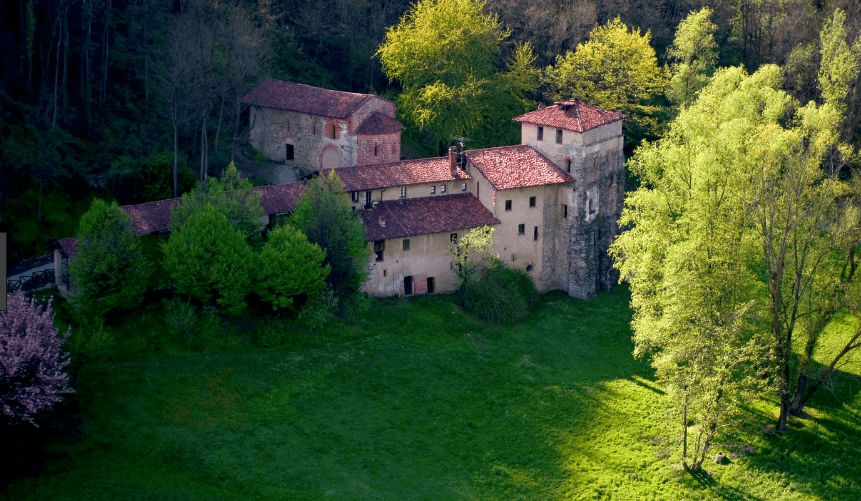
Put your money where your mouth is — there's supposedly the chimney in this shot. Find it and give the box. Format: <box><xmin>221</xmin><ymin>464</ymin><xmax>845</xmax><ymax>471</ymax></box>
<box><xmin>379</xmin><ymin>216</ymin><xmax>386</xmax><ymax>227</ymax></box>
<box><xmin>449</xmin><ymin>146</ymin><xmax>457</xmax><ymax>176</ymax></box>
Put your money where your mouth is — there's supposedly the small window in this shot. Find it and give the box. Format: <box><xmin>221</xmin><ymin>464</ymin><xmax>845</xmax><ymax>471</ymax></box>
<box><xmin>383</xmin><ymin>269</ymin><xmax>387</xmax><ymax>277</ymax></box>
<box><xmin>461</xmin><ymin>182</ymin><xmax>467</xmax><ymax>192</ymax></box>
<box><xmin>534</xmin><ymin>226</ymin><xmax>539</xmax><ymax>241</ymax></box>
<box><xmin>374</xmin><ymin>145</ymin><xmax>378</xmax><ymax>156</ymax></box>
<box><xmin>505</xmin><ymin>200</ymin><xmax>512</xmax><ymax>211</ymax></box>
<box><xmin>286</xmin><ymin>119</ymin><xmax>290</xmax><ymax>131</ymax></box>
<box><xmin>609</xmin><ymin>175</ymin><xmax>614</xmax><ymax>187</ymax></box>
<box><xmin>556</xmin><ymin>129</ymin><xmax>563</xmax><ymax>144</ymax></box>
<box><xmin>312</xmin><ymin>123</ymin><xmax>316</xmax><ymax>135</ymax></box>
<box><xmin>430</xmin><ymin>186</ymin><xmax>436</xmax><ymax>195</ymax></box>
<box><xmin>537</xmin><ymin>126</ymin><xmax>544</xmax><ymax>141</ymax></box>
<box><xmin>440</xmin><ymin>184</ymin><xmax>446</xmax><ymax>194</ymax></box>
<box><xmin>332</xmin><ymin>124</ymin><xmax>337</xmax><ymax>139</ymax></box>
<box><xmin>403</xmin><ymin>239</ymin><xmax>410</xmax><ymax>251</ymax></box>
<box><xmin>286</xmin><ymin>144</ymin><xmax>294</xmax><ymax>161</ymax></box>
<box><xmin>399</xmin><ymin>186</ymin><xmax>406</xmax><ymax>198</ymax></box>
<box><xmin>526</xmin><ymin>264</ymin><xmax>533</xmax><ymax>272</ymax></box>
<box><xmin>589</xmin><ymin>198</ymin><xmax>595</xmax><ymax>214</ymax></box>
<box><xmin>565</xmin><ymin>158</ymin><xmax>571</xmax><ymax>172</ymax></box>
<box><xmin>392</xmin><ymin>144</ymin><xmax>397</xmax><ymax>154</ymax></box>
<box><xmin>374</xmin><ymin>240</ymin><xmax>385</xmax><ymax>262</ymax></box>
<box><xmin>351</xmin><ymin>191</ymin><xmax>359</xmax><ymax>203</ymax></box>
<box><xmin>563</xmin><ymin>204</ymin><xmax>568</xmax><ymax>218</ymax></box>
<box><xmin>518</xmin><ymin>224</ymin><xmax>525</xmax><ymax>235</ymax></box>
<box><xmin>529</xmin><ymin>196</ymin><xmax>536</xmax><ymax>207</ymax></box>
<box><xmin>450</xmin><ymin>233</ymin><xmax>458</xmax><ymax>243</ymax></box>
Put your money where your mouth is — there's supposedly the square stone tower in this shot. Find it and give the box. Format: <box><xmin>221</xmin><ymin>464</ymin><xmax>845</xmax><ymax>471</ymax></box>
<box><xmin>513</xmin><ymin>102</ymin><xmax>625</xmax><ymax>299</ymax></box>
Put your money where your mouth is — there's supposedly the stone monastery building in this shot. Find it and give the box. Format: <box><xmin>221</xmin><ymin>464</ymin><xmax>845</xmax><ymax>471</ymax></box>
<box><xmin>54</xmin><ymin>80</ymin><xmax>625</xmax><ymax>300</ymax></box>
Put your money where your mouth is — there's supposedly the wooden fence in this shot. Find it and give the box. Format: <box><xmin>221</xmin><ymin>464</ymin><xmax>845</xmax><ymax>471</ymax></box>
<box><xmin>7</xmin><ymin>269</ymin><xmax>56</xmax><ymax>295</ymax></box>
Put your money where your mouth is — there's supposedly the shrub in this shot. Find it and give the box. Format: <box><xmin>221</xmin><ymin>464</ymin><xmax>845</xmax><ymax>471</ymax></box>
<box><xmin>138</xmin><ymin>151</ymin><xmax>195</xmax><ymax>202</ymax></box>
<box><xmin>0</xmin><ymin>292</ymin><xmax>73</xmax><ymax>426</ymax></box>
<box><xmin>461</xmin><ymin>263</ymin><xmax>539</xmax><ymax>324</ymax></box>
<box><xmin>162</xmin><ymin>297</ymin><xmax>224</xmax><ymax>348</ymax></box>
<box><xmin>256</xmin><ymin>225</ymin><xmax>329</xmax><ymax>311</ymax></box>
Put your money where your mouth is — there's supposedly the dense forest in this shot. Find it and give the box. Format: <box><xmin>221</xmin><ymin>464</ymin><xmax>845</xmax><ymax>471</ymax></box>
<box><xmin>2</xmin><ymin>0</ymin><xmax>861</xmax><ymax>266</ymax></box>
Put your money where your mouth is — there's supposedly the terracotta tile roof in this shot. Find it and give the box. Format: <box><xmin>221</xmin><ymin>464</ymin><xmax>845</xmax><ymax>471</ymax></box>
<box><xmin>255</xmin><ymin>182</ymin><xmax>305</xmax><ymax>215</ymax></box>
<box><xmin>362</xmin><ymin>193</ymin><xmax>499</xmax><ymax>241</ymax></box>
<box><xmin>241</xmin><ymin>80</ymin><xmax>387</xmax><ymax>119</ymax></box>
<box><xmin>57</xmin><ymin>237</ymin><xmax>78</xmax><ymax>259</ymax></box>
<box><xmin>464</xmin><ymin>145</ymin><xmax>574</xmax><ymax>191</ymax></box>
<box><xmin>326</xmin><ymin>157</ymin><xmax>470</xmax><ymax>192</ymax></box>
<box><xmin>355</xmin><ymin>112</ymin><xmax>404</xmax><ymax>135</ymax></box>
<box><xmin>121</xmin><ymin>198</ymin><xmax>179</xmax><ymax>235</ymax></box>
<box><xmin>513</xmin><ymin>101</ymin><xmax>624</xmax><ymax>132</ymax></box>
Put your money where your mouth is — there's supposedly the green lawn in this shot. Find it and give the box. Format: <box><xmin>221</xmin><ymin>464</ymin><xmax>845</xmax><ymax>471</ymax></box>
<box><xmin>7</xmin><ymin>287</ymin><xmax>861</xmax><ymax>500</ymax></box>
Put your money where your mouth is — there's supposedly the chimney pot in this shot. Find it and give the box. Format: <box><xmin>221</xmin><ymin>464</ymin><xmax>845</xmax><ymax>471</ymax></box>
<box><xmin>379</xmin><ymin>217</ymin><xmax>386</xmax><ymax>227</ymax></box>
<box><xmin>449</xmin><ymin>146</ymin><xmax>458</xmax><ymax>176</ymax></box>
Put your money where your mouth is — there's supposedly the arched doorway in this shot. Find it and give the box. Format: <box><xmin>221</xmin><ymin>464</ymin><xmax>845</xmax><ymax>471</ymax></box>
<box><xmin>320</xmin><ymin>146</ymin><xmax>342</xmax><ymax>170</ymax></box>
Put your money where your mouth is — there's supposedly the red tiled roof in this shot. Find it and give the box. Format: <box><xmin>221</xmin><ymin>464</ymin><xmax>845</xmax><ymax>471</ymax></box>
<box><xmin>362</xmin><ymin>193</ymin><xmax>499</xmax><ymax>241</ymax></box>
<box><xmin>464</xmin><ymin>145</ymin><xmax>574</xmax><ymax>191</ymax></box>
<box><xmin>327</xmin><ymin>157</ymin><xmax>470</xmax><ymax>192</ymax></box>
<box><xmin>355</xmin><ymin>112</ymin><xmax>404</xmax><ymax>135</ymax></box>
<box><xmin>57</xmin><ymin>237</ymin><xmax>78</xmax><ymax>259</ymax></box>
<box><xmin>241</xmin><ymin>80</ymin><xmax>386</xmax><ymax>119</ymax></box>
<box><xmin>513</xmin><ymin>101</ymin><xmax>624</xmax><ymax>132</ymax></box>
<box><xmin>121</xmin><ymin>198</ymin><xmax>180</xmax><ymax>235</ymax></box>
<box><xmin>255</xmin><ymin>182</ymin><xmax>305</xmax><ymax>215</ymax></box>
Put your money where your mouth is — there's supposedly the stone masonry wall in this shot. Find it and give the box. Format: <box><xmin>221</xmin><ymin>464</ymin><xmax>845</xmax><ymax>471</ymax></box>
<box><xmin>356</xmin><ymin>132</ymin><xmax>401</xmax><ymax>165</ymax></box>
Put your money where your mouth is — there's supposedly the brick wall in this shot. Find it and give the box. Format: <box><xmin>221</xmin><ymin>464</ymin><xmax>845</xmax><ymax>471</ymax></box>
<box><xmin>356</xmin><ymin>132</ymin><xmax>401</xmax><ymax>166</ymax></box>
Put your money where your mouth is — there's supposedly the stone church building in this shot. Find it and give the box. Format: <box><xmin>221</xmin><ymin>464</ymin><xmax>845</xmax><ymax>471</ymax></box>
<box><xmin>54</xmin><ymin>81</ymin><xmax>624</xmax><ymax>300</ymax></box>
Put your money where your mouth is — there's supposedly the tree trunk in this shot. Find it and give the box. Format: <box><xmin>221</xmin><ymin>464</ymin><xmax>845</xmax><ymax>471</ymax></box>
<box><xmin>52</xmin><ymin>16</ymin><xmax>61</xmax><ymax>132</ymax></box>
<box><xmin>173</xmin><ymin>117</ymin><xmax>179</xmax><ymax>198</ymax></box>
<box><xmin>789</xmin><ymin>324</ymin><xmax>861</xmax><ymax>415</ymax></box>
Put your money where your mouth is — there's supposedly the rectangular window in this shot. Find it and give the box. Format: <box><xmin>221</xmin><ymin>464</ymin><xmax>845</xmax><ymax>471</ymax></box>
<box><xmin>399</xmin><ymin>186</ymin><xmax>406</xmax><ymax>198</ymax></box>
<box><xmin>563</xmin><ymin>204</ymin><xmax>568</xmax><ymax>218</ymax></box>
<box><xmin>332</xmin><ymin>124</ymin><xmax>337</xmax><ymax>139</ymax></box>
<box><xmin>518</xmin><ymin>224</ymin><xmax>525</xmax><ymax>235</ymax></box>
<box><xmin>351</xmin><ymin>191</ymin><xmax>359</xmax><ymax>203</ymax></box>
<box><xmin>537</xmin><ymin>126</ymin><xmax>544</xmax><ymax>141</ymax></box>
<box><xmin>374</xmin><ymin>240</ymin><xmax>385</xmax><ymax>262</ymax></box>
<box><xmin>313</xmin><ymin>123</ymin><xmax>316</xmax><ymax>135</ymax></box>
<box><xmin>430</xmin><ymin>186</ymin><xmax>436</xmax><ymax>195</ymax></box>
<box><xmin>505</xmin><ymin>200</ymin><xmax>512</xmax><ymax>211</ymax></box>
<box><xmin>440</xmin><ymin>184</ymin><xmax>446</xmax><ymax>194</ymax></box>
<box><xmin>383</xmin><ymin>269</ymin><xmax>387</xmax><ymax>277</ymax></box>
<box><xmin>556</xmin><ymin>129</ymin><xmax>563</xmax><ymax>144</ymax></box>
<box><xmin>529</xmin><ymin>196</ymin><xmax>536</xmax><ymax>207</ymax></box>
<box><xmin>566</xmin><ymin>158</ymin><xmax>571</xmax><ymax>172</ymax></box>
<box><xmin>286</xmin><ymin>144</ymin><xmax>295</xmax><ymax>161</ymax></box>
<box><xmin>374</xmin><ymin>145</ymin><xmax>378</xmax><ymax>156</ymax></box>
<box><xmin>403</xmin><ymin>239</ymin><xmax>410</xmax><ymax>251</ymax></box>
<box><xmin>461</xmin><ymin>182</ymin><xmax>467</xmax><ymax>192</ymax></box>
<box><xmin>534</xmin><ymin>226</ymin><xmax>539</xmax><ymax>241</ymax></box>
<box><xmin>365</xmin><ymin>191</ymin><xmax>372</xmax><ymax>209</ymax></box>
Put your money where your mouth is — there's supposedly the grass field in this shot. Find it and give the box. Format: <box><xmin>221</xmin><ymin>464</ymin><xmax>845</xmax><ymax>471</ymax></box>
<box><xmin>6</xmin><ymin>287</ymin><xmax>861</xmax><ymax>500</ymax></box>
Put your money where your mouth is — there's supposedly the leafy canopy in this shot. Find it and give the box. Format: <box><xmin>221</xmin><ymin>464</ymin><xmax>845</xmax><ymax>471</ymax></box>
<box><xmin>162</xmin><ymin>203</ymin><xmax>254</xmax><ymax>316</ymax></box>
<box><xmin>545</xmin><ymin>18</ymin><xmax>666</xmax><ymax>148</ymax></box>
<box><xmin>69</xmin><ymin>198</ymin><xmax>151</xmax><ymax>320</ymax></box>
<box><xmin>169</xmin><ymin>161</ymin><xmax>265</xmax><ymax>241</ymax></box>
<box><xmin>666</xmin><ymin>8</ymin><xmax>718</xmax><ymax>107</ymax></box>
<box><xmin>288</xmin><ymin>171</ymin><xmax>370</xmax><ymax>308</ymax></box>
<box><xmin>257</xmin><ymin>225</ymin><xmax>330</xmax><ymax>311</ymax></box>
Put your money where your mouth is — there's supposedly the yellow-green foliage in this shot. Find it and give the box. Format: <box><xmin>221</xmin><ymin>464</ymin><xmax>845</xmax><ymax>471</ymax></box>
<box><xmin>256</xmin><ymin>225</ymin><xmax>329</xmax><ymax>311</ymax></box>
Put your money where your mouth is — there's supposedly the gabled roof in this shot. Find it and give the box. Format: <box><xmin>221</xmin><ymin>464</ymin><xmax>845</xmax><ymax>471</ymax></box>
<box><xmin>327</xmin><ymin>157</ymin><xmax>470</xmax><ymax>192</ymax></box>
<box><xmin>355</xmin><ymin>112</ymin><xmax>404</xmax><ymax>135</ymax></box>
<box><xmin>122</xmin><ymin>198</ymin><xmax>180</xmax><ymax>235</ymax></box>
<box><xmin>362</xmin><ymin>194</ymin><xmax>499</xmax><ymax>241</ymax></box>
<box><xmin>464</xmin><ymin>145</ymin><xmax>574</xmax><ymax>191</ymax></box>
<box><xmin>255</xmin><ymin>182</ymin><xmax>306</xmax><ymax>216</ymax></box>
<box><xmin>241</xmin><ymin>80</ymin><xmax>387</xmax><ymax>119</ymax></box>
<box><xmin>513</xmin><ymin>101</ymin><xmax>624</xmax><ymax>133</ymax></box>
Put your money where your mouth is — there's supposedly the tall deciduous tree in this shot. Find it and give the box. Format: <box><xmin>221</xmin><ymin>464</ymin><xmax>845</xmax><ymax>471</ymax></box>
<box><xmin>612</xmin><ymin>63</ymin><xmax>861</xmax><ymax>445</ymax></box>
<box><xmin>256</xmin><ymin>225</ymin><xmax>330</xmax><ymax>312</ymax></box>
<box><xmin>544</xmin><ymin>18</ymin><xmax>666</xmax><ymax>149</ymax></box>
<box><xmin>0</xmin><ymin>292</ymin><xmax>73</xmax><ymax>426</ymax></box>
<box><xmin>69</xmin><ymin>198</ymin><xmax>152</xmax><ymax>320</ymax></box>
<box><xmin>288</xmin><ymin>171</ymin><xmax>369</xmax><ymax>310</ymax></box>
<box><xmin>666</xmin><ymin>8</ymin><xmax>718</xmax><ymax>108</ymax></box>
<box><xmin>162</xmin><ymin>203</ymin><xmax>253</xmax><ymax>316</ymax></box>
<box><xmin>449</xmin><ymin>225</ymin><xmax>497</xmax><ymax>291</ymax></box>
<box><xmin>169</xmin><ymin>161</ymin><xmax>265</xmax><ymax>241</ymax></box>
<box><xmin>376</xmin><ymin>0</ymin><xmax>515</xmax><ymax>151</ymax></box>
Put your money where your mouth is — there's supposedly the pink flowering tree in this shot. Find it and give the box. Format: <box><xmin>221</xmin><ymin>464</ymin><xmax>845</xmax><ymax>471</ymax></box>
<box><xmin>0</xmin><ymin>292</ymin><xmax>73</xmax><ymax>426</ymax></box>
